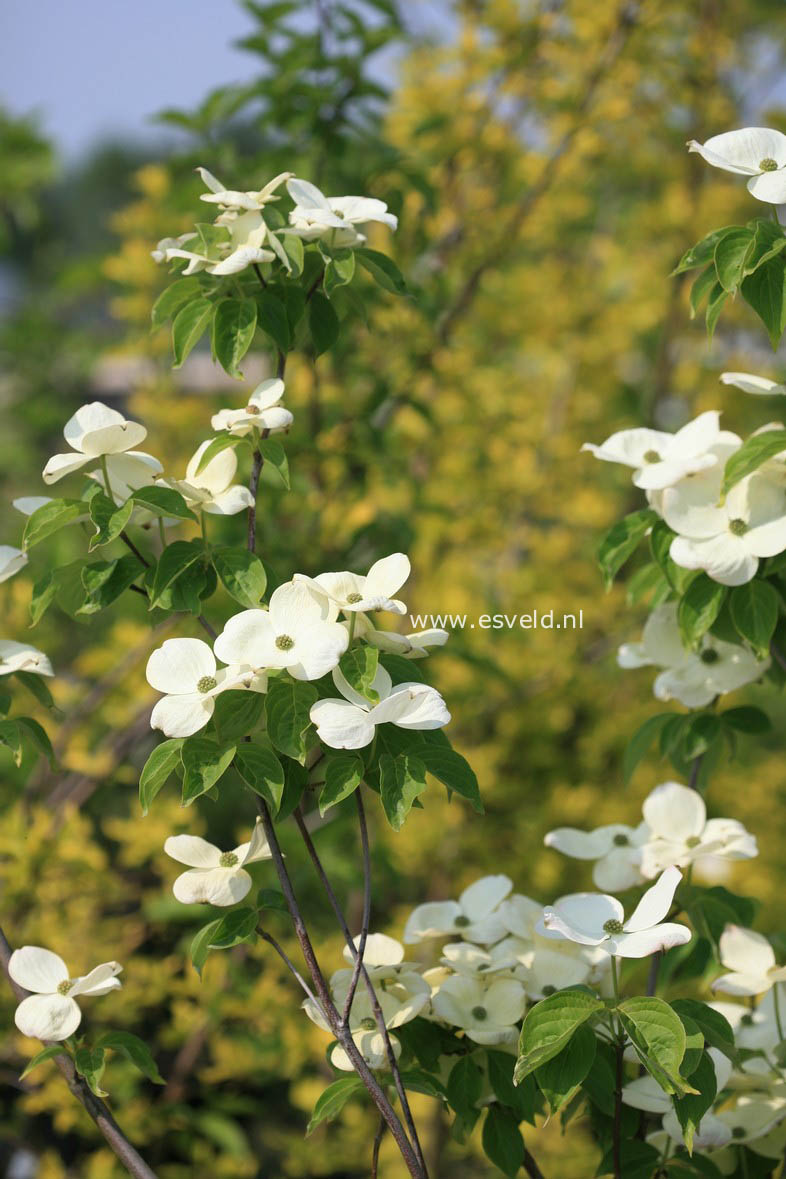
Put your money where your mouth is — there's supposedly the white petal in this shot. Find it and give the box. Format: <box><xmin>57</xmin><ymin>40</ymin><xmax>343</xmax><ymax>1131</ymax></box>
<box><xmin>593</xmin><ymin>849</ymin><xmax>645</xmax><ymax>893</ymax></box>
<box><xmin>611</xmin><ymin>923</ymin><xmax>692</xmax><ymax>958</ymax></box>
<box><xmin>205</xmin><ymin>485</ymin><xmax>255</xmax><ymax>515</ymax></box>
<box><xmin>403</xmin><ymin>901</ymin><xmax>462</xmax><ymax>942</ymax></box>
<box><xmin>146</xmin><ymin>638</ymin><xmax>215</xmax><ymax>694</ymax></box>
<box><xmin>42</xmin><ymin>452</ymin><xmax>91</xmax><ymax>484</ymax></box>
<box><xmin>624</xmin><ymin>866</ymin><xmax>682</xmax><ymax>932</ymax></box>
<box><xmin>721</xmin><ymin>372</ymin><xmax>786</xmax><ymax>396</ymax></box>
<box><xmin>671</xmin><ymin>533</ymin><xmax>758</xmax><ymax>586</ymax></box>
<box><xmin>14</xmin><ymin>993</ymin><xmax>81</xmax><ymax>1041</ymax></box>
<box><xmin>459</xmin><ymin>876</ymin><xmax>514</xmax><ymax>922</ymax></box>
<box><xmin>343</xmin><ymin>933</ymin><xmax>404</xmax><ymax>967</ymax></box>
<box><xmin>370</xmin><ymin>683</ymin><xmax>450</xmax><ymax>729</ymax></box>
<box><xmin>249</xmin><ymin>378</ymin><xmax>286</xmax><ymax>410</ymax></box>
<box><xmin>287</xmin><ymin>178</ymin><xmax>332</xmax><ymax>209</ymax></box>
<box><xmin>748</xmin><ymin>169</ymin><xmax>786</xmax><ymax>203</ymax></box>
<box><xmin>172</xmin><ymin>867</ymin><xmax>252</xmax><ymax>906</ymax></box>
<box><xmin>69</xmin><ymin>962</ymin><xmax>123</xmax><ymax>997</ymax></box>
<box><xmin>582</xmin><ymin>428</ymin><xmax>670</xmax><ymax>469</ymax></box>
<box><xmin>712</xmin><ymin>971</ymin><xmax>773</xmax><ymax>997</ymax></box>
<box><xmin>185</xmin><ymin>440</ymin><xmax>237</xmax><ymax>493</ymax></box>
<box><xmin>310</xmin><ymin>698</ymin><xmax>376</xmax><ymax>749</ymax></box>
<box><xmin>545</xmin><ymin>825</ymin><xmax>625</xmax><ymax>860</ymax></box>
<box><xmin>719</xmin><ymin>925</ymin><xmax>776</xmax><ymax>977</ymax></box>
<box><xmin>0</xmin><ymin>546</ymin><xmax>27</xmax><ymax>583</ymax></box>
<box><xmin>8</xmin><ymin>946</ymin><xmax>69</xmax><ymax>994</ymax></box>
<box><xmin>364</xmin><ymin>553</ymin><xmax>410</xmax><ymax>600</ymax></box>
<box><xmin>688</xmin><ymin>128</ymin><xmax>786</xmax><ymax>175</ymax></box>
<box><xmin>164</xmin><ymin>835</ymin><xmax>222</xmax><ymax>869</ymax></box>
<box><xmin>238</xmin><ymin>819</ymin><xmax>273</xmax><ymax>865</ymax></box>
<box><xmin>150</xmin><ymin>693</ymin><xmax>214</xmax><ymax>739</ymax></box>
<box><xmin>642</xmin><ymin>781</ymin><xmax>706</xmax><ymax>841</ymax></box>
<box><xmin>214</xmin><ymin>610</ymin><xmax>276</xmax><ymax>668</ymax></box>
<box><xmin>484</xmin><ymin>979</ymin><xmax>527</xmax><ymax>1025</ymax></box>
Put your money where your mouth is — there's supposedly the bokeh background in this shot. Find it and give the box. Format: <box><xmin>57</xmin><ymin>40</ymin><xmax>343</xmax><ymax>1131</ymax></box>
<box><xmin>3</xmin><ymin>1</ymin><xmax>786</xmax><ymax>1175</ymax></box>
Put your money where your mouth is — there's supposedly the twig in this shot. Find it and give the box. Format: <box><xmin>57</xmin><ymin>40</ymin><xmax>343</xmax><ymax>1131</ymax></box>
<box><xmin>372</xmin><ymin>1116</ymin><xmax>386</xmax><ymax>1179</ymax></box>
<box><xmin>247</xmin><ymin>448</ymin><xmax>263</xmax><ymax>553</ymax></box>
<box><xmin>524</xmin><ymin>1149</ymin><xmax>546</xmax><ymax>1179</ymax></box>
<box><xmin>120</xmin><ymin>531</ymin><xmax>150</xmax><ymax>568</ymax></box>
<box><xmin>341</xmin><ymin>791</ymin><xmax>371</xmax><ymax>1025</ymax></box>
<box><xmin>257</xmin><ymin>926</ymin><xmax>323</xmax><ymax>1010</ymax></box>
<box><xmin>0</xmin><ymin>926</ymin><xmax>159</xmax><ymax>1179</ymax></box>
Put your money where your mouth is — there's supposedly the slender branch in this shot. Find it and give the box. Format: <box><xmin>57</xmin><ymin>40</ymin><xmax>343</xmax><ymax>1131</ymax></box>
<box><xmin>256</xmin><ymin>925</ymin><xmax>323</xmax><ymax>1010</ymax></box>
<box><xmin>372</xmin><ymin>1116</ymin><xmax>386</xmax><ymax>1179</ymax></box>
<box><xmin>524</xmin><ymin>1149</ymin><xmax>547</xmax><ymax>1179</ymax></box>
<box><xmin>247</xmin><ymin>449</ymin><xmax>263</xmax><ymax>553</ymax></box>
<box><xmin>342</xmin><ymin>790</ymin><xmax>371</xmax><ymax>1025</ymax></box>
<box><xmin>252</xmin><ymin>262</ymin><xmax>267</xmax><ymax>289</ymax></box>
<box><xmin>292</xmin><ymin>804</ymin><xmax>429</xmax><ymax>1178</ymax></box>
<box><xmin>688</xmin><ymin>753</ymin><xmax>704</xmax><ymax>792</ymax></box>
<box><xmin>0</xmin><ymin>927</ymin><xmax>159</xmax><ymax>1179</ymax></box>
<box><xmin>119</xmin><ymin>531</ymin><xmax>150</xmax><ymax>568</ymax></box>
<box><xmin>646</xmin><ymin>949</ymin><xmax>662</xmax><ymax>997</ymax></box>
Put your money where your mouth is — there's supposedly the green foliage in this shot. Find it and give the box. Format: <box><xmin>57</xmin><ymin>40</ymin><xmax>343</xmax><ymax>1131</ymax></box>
<box><xmin>515</xmin><ymin>989</ymin><xmax>604</xmax><ymax>1081</ymax></box>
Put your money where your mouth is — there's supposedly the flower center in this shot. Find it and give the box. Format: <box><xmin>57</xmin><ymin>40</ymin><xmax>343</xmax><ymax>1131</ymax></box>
<box><xmin>760</xmin><ymin>158</ymin><xmax>779</xmax><ymax>171</ymax></box>
<box><xmin>612</xmin><ymin>833</ymin><xmax>630</xmax><ymax>846</ymax></box>
<box><xmin>346</xmin><ymin>592</ymin><xmax>363</xmax><ymax>603</ymax></box>
<box><xmin>471</xmin><ymin>1006</ymin><xmax>488</xmax><ymax>1021</ymax></box>
<box><xmin>541</xmin><ymin>985</ymin><xmax>557</xmax><ymax>997</ymax></box>
<box><xmin>732</xmin><ymin>1126</ymin><xmax>746</xmax><ymax>1139</ymax></box>
<box><xmin>360</xmin><ymin>1017</ymin><xmax>376</xmax><ymax>1031</ymax></box>
<box><xmin>728</xmin><ymin>518</ymin><xmax>748</xmax><ymax>536</ymax></box>
<box><xmin>197</xmin><ymin>675</ymin><xmax>218</xmax><ymax>693</ymax></box>
<box><xmin>603</xmin><ymin>919</ymin><xmax>624</xmax><ymax>935</ymax></box>
<box><xmin>245</xmin><ymin>404</ymin><xmax>260</xmax><ymax>414</ymax></box>
<box><xmin>685</xmin><ymin>836</ymin><xmax>702</xmax><ymax>849</ymax></box>
<box><xmin>741</xmin><ymin>1013</ymin><xmax>755</xmax><ymax>1026</ymax></box>
<box><xmin>454</xmin><ymin>915</ymin><xmax>470</xmax><ymax>928</ymax></box>
<box><xmin>219</xmin><ymin>852</ymin><xmax>239</xmax><ymax>868</ymax></box>
<box><xmin>275</xmin><ymin>634</ymin><xmax>295</xmax><ymax>651</ymax></box>
<box><xmin>643</xmin><ymin>450</ymin><xmax>661</xmax><ymax>463</ymax></box>
<box><xmin>700</xmin><ymin>648</ymin><xmax>719</xmax><ymax>664</ymax></box>
<box><xmin>57</xmin><ymin>979</ymin><xmax>73</xmax><ymax>996</ymax></box>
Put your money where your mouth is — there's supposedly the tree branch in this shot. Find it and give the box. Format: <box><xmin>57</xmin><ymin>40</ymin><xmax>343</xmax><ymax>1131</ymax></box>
<box><xmin>341</xmin><ymin>790</ymin><xmax>371</xmax><ymax>1025</ymax></box>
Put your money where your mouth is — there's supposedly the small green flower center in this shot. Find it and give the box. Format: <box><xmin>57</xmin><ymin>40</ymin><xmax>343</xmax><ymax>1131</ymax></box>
<box><xmin>476</xmin><ymin>962</ymin><xmax>488</xmax><ymax>971</ymax></box>
<box><xmin>643</xmin><ymin>449</ymin><xmax>661</xmax><ymax>463</ymax></box>
<box><xmin>685</xmin><ymin>836</ymin><xmax>702</xmax><ymax>849</ymax></box>
<box><xmin>728</xmin><ymin>518</ymin><xmax>748</xmax><ymax>536</ymax></box>
<box><xmin>612</xmin><ymin>833</ymin><xmax>630</xmax><ymax>847</ymax></box>
<box><xmin>346</xmin><ymin>592</ymin><xmax>363</xmax><ymax>603</ymax></box>
<box><xmin>57</xmin><ymin>979</ymin><xmax>73</xmax><ymax>995</ymax></box>
<box><xmin>471</xmin><ymin>1006</ymin><xmax>488</xmax><ymax>1021</ymax></box>
<box><xmin>741</xmin><ymin>1013</ymin><xmax>755</xmax><ymax>1027</ymax></box>
<box><xmin>700</xmin><ymin>648</ymin><xmax>719</xmax><ymax>664</ymax></box>
<box><xmin>603</xmin><ymin>919</ymin><xmax>624</xmax><ymax>935</ymax></box>
<box><xmin>454</xmin><ymin>915</ymin><xmax>470</xmax><ymax>928</ymax></box>
<box><xmin>197</xmin><ymin>675</ymin><xmax>218</xmax><ymax>694</ymax></box>
<box><xmin>541</xmin><ymin>985</ymin><xmax>557</xmax><ymax>997</ymax></box>
<box><xmin>275</xmin><ymin>634</ymin><xmax>295</xmax><ymax>651</ymax></box>
<box><xmin>732</xmin><ymin>1126</ymin><xmax>746</xmax><ymax>1139</ymax></box>
<box><xmin>219</xmin><ymin>852</ymin><xmax>239</xmax><ymax>868</ymax></box>
<box><xmin>360</xmin><ymin>1017</ymin><xmax>376</xmax><ymax>1031</ymax></box>
<box><xmin>760</xmin><ymin>158</ymin><xmax>779</xmax><ymax>172</ymax></box>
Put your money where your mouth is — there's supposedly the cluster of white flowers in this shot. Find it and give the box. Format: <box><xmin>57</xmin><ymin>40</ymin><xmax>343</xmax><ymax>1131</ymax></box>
<box><xmin>152</xmin><ymin>170</ymin><xmax>397</xmax><ymax>277</ymax></box>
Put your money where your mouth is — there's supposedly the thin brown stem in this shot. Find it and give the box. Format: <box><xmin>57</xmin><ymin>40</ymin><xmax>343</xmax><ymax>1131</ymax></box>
<box><xmin>524</xmin><ymin>1149</ymin><xmax>547</xmax><ymax>1179</ymax></box>
<box><xmin>256</xmin><ymin>926</ymin><xmax>322</xmax><ymax>1010</ymax></box>
<box><xmin>119</xmin><ymin>531</ymin><xmax>150</xmax><ymax>568</ymax></box>
<box><xmin>372</xmin><ymin>1116</ymin><xmax>386</xmax><ymax>1179</ymax></box>
<box><xmin>252</xmin><ymin>262</ymin><xmax>267</xmax><ymax>289</ymax></box>
<box><xmin>0</xmin><ymin>927</ymin><xmax>159</xmax><ymax>1179</ymax></box>
<box><xmin>341</xmin><ymin>790</ymin><xmax>371</xmax><ymax>1026</ymax></box>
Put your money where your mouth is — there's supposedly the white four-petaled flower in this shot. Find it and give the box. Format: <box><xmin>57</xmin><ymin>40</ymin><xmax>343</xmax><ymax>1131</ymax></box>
<box><xmin>9</xmin><ymin>946</ymin><xmax>122</xmax><ymax>1041</ymax></box>
<box><xmin>166</xmin><ymin>441</ymin><xmax>254</xmax><ymax>516</ymax></box>
<box><xmin>309</xmin><ymin>663</ymin><xmax>450</xmax><ymax>750</ymax></box>
<box><xmin>688</xmin><ymin>128</ymin><xmax>786</xmax><ymax>203</ymax></box>
<box><xmin>544</xmin><ymin>822</ymin><xmax>649</xmax><ymax>891</ymax></box>
<box><xmin>210</xmin><ymin>378</ymin><xmax>293</xmax><ymax>437</ymax></box>
<box><xmin>42</xmin><ymin>402</ymin><xmax>150</xmax><ymax>485</ymax></box>
<box><xmin>581</xmin><ymin>412</ymin><xmax>731</xmax><ymax>490</ymax></box>
<box><xmin>164</xmin><ymin>821</ymin><xmax>272</xmax><ymax>906</ymax></box>
<box><xmin>295</xmin><ymin>552</ymin><xmax>410</xmax><ymax>615</ymax></box>
<box><xmin>640</xmin><ymin>782</ymin><xmax>757</xmax><ymax>878</ymax></box>
<box><xmin>404</xmin><ymin>876</ymin><xmax>513</xmax><ymax>945</ymax></box>
<box><xmin>286</xmin><ymin>178</ymin><xmax>397</xmax><ymax>248</ymax></box>
<box><xmin>430</xmin><ymin>974</ymin><xmax>526</xmax><ymax>1046</ymax></box>
<box><xmin>146</xmin><ymin>637</ymin><xmax>263</xmax><ymax>738</ymax></box>
<box><xmin>713</xmin><ymin>925</ymin><xmax>786</xmax><ymax>997</ymax></box>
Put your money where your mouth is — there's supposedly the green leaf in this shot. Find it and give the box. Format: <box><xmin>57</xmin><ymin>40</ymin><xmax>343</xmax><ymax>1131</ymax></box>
<box><xmin>672</xmin><ymin>227</ymin><xmax>737</xmax><ymax>275</ymax></box>
<box><xmin>278</xmin><ymin>757</ymin><xmax>308</xmax><ymax>821</ymax></box>
<box><xmin>151</xmin><ymin>276</ymin><xmax>203</xmax><ymax>327</ymax></box>
<box><xmin>677</xmin><ymin>576</ymin><xmax>727</xmax><ymax>648</ymax></box>
<box><xmin>259</xmin><ymin>437</ymin><xmax>290</xmax><ymax>489</ymax></box>
<box><xmin>180</xmin><ymin>737</ymin><xmax>236</xmax><ymax>805</ymax></box>
<box><xmin>15</xmin><ymin>670</ymin><xmax>56</xmax><ymax>712</ymax></box>
<box><xmin>172</xmin><ymin>297</ymin><xmax>214</xmax><ymax>367</ymax></box>
<box><xmin>673</xmin><ymin>1051</ymin><xmax>717</xmax><ymax>1153</ymax></box>
<box><xmin>281</xmin><ymin>235</ymin><xmax>304</xmax><ymax>278</ymax></box>
<box><xmin>149</xmin><ymin>541</ymin><xmax>204</xmax><ymax>608</ymax></box>
<box><xmin>596</xmin><ymin>509</ymin><xmax>657</xmax><ymax>589</ymax></box>
<box><xmin>234</xmin><ymin>742</ymin><xmax>285</xmax><ymax>814</ymax></box>
<box><xmin>130</xmin><ymin>486</ymin><xmax>196</xmax><ymax>521</ymax></box>
<box><xmin>515</xmin><ymin>988</ymin><xmax>604</xmax><ymax>1081</ymax></box>
<box><xmin>16</xmin><ymin>717</ymin><xmax>56</xmax><ymax>768</ymax></box>
<box><xmin>94</xmin><ymin>1031</ymin><xmax>165</xmax><ymax>1084</ymax></box>
<box><xmin>29</xmin><ymin>571</ymin><xmax>58</xmax><ymax>625</ymax></box>
<box><xmin>741</xmin><ymin>252</ymin><xmax>786</xmax><ymax>348</ymax></box>
<box><xmin>23</xmin><ymin>498</ymin><xmax>84</xmax><ymax>550</ymax></box>
<box><xmin>617</xmin><ymin>996</ymin><xmax>695</xmax><ymax>1098</ymax></box>
<box><xmin>669</xmin><ymin>999</ymin><xmax>737</xmax><ymax>1063</ymax></box>
<box><xmin>597</xmin><ymin>1140</ymin><xmax>661</xmax><ymax>1179</ymax></box>
<box><xmin>714</xmin><ymin>227</ymin><xmax>755</xmax><ymax>293</ymax></box>
<box><xmin>623</xmin><ymin>713</ymin><xmax>674</xmax><ymax>783</ymax></box>
<box><xmin>481</xmin><ymin>1106</ymin><xmax>524</xmax><ymax>1178</ymax></box>
<box><xmin>210</xmin><ymin>690</ymin><xmax>266</xmax><ymax>743</ymax></box>
<box><xmin>729</xmin><ymin>580</ymin><xmax>780</xmax><ymax>657</ymax></box>
<box><xmin>20</xmin><ymin>1043</ymin><xmax>68</xmax><ymax>1080</ymax></box>
<box><xmin>324</xmin><ymin>248</ymin><xmax>356</xmax><ymax>295</ymax></box>
<box><xmin>74</xmin><ymin>1045</ymin><xmax>107</xmax><ymax>1096</ymax></box>
<box><xmin>705</xmin><ymin>281</ymin><xmax>728</xmax><ymax>339</ymax></box>
<box><xmin>139</xmin><ymin>738</ymin><xmax>184</xmax><ymax>814</ymax></box>
<box><xmin>88</xmin><ymin>492</ymin><xmax>134</xmax><ymax>551</ymax></box>
<box><xmin>397</xmin><ymin>1068</ymin><xmax>447</xmax><ymax>1100</ymax></box>
<box><xmin>379</xmin><ymin>752</ymin><xmax>427</xmax><ymax>830</ymax></box>
<box><xmin>689</xmin><ymin>265</ymin><xmax>717</xmax><ymax>316</ymax></box>
<box><xmin>721</xmin><ymin>705</ymin><xmax>771</xmax><ymax>734</ymax></box>
<box><xmin>265</xmin><ymin>678</ymin><xmax>318</xmax><ymax>761</ymax></box>
<box><xmin>446</xmin><ymin>1054</ymin><xmax>483</xmax><ymax>1119</ymax></box>
<box><xmin>355</xmin><ymin>247</ymin><xmax>407</xmax><ymax>295</ymax></box>
<box><xmin>533</xmin><ymin>1022</ymin><xmax>596</xmax><ymax>1113</ymax></box>
<box><xmin>78</xmin><ymin>554</ymin><xmax>144</xmax><ymax>614</ymax></box>
<box><xmin>309</xmin><ymin>290</ymin><xmax>340</xmax><ymax>355</ymax></box>
<box><xmin>721</xmin><ymin>429</ymin><xmax>786</xmax><ymax>495</ymax></box>
<box><xmin>417</xmin><ymin>745</ymin><xmax>483</xmax><ymax>813</ymax></box>
<box><xmin>256</xmin><ymin>290</ymin><xmax>291</xmax><ymax>354</ymax></box>
<box><xmin>306</xmin><ymin>1076</ymin><xmax>365</xmax><ymax>1135</ymax></box>
<box><xmin>190</xmin><ymin>918</ymin><xmax>222</xmax><ymax>977</ymax></box>
<box><xmin>207</xmin><ymin>906</ymin><xmax>258</xmax><ymax>949</ymax></box>
<box><xmin>486</xmin><ymin>1049</ymin><xmax>538</xmax><ymax>1123</ymax></box>
<box><xmin>338</xmin><ymin>645</ymin><xmax>380</xmax><ymax>704</ymax></box>
<box><xmin>213</xmin><ymin>548</ymin><xmax>267</xmax><ymax>607</ymax></box>
<box><xmin>213</xmin><ymin>297</ymin><xmax>258</xmax><ymax>378</ymax></box>
<box><xmin>650</xmin><ymin>520</ymin><xmax>695</xmax><ymax>594</ymax></box>
<box><xmin>0</xmin><ymin>720</ymin><xmax>23</xmax><ymax>766</ymax></box>
<box><xmin>319</xmin><ymin>754</ymin><xmax>364</xmax><ymax>815</ymax></box>
<box><xmin>193</xmin><ymin>434</ymin><xmax>247</xmax><ymax>475</ymax></box>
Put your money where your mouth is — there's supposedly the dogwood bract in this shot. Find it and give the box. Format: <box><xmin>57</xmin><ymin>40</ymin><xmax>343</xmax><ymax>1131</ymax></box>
<box><xmin>721</xmin><ymin>372</ymin><xmax>786</xmax><ymax>396</ymax></box>
<box><xmin>0</xmin><ymin>641</ymin><xmax>53</xmax><ymax>678</ymax></box>
<box><xmin>640</xmin><ymin>781</ymin><xmax>757</xmax><ymax>878</ymax></box>
<box><xmin>210</xmin><ymin>378</ymin><xmax>293</xmax><ymax>437</ymax></box>
<box><xmin>197</xmin><ymin>167</ymin><xmax>292</xmax><ymax>212</ymax></box>
<box><xmin>404</xmin><ymin>875</ymin><xmax>513</xmax><ymax>945</ymax></box>
<box><xmin>9</xmin><ymin>946</ymin><xmax>122</xmax><ymax>1041</ymax></box>
<box><xmin>544</xmin><ymin>822</ymin><xmax>649</xmax><ymax>891</ymax></box>
<box><xmin>309</xmin><ymin>663</ymin><xmax>450</xmax><ymax>750</ymax></box>
<box><xmin>166</xmin><ymin>441</ymin><xmax>254</xmax><ymax>516</ymax></box>
<box><xmin>295</xmin><ymin>552</ymin><xmax>410</xmax><ymax>615</ymax></box>
<box><xmin>164</xmin><ymin>821</ymin><xmax>272</xmax><ymax>905</ymax></box>
<box><xmin>286</xmin><ymin>178</ymin><xmax>397</xmax><ymax>248</ymax></box>
<box><xmin>581</xmin><ymin>411</ymin><xmax>730</xmax><ymax>490</ymax></box>
<box><xmin>712</xmin><ymin>925</ymin><xmax>786</xmax><ymax>997</ymax></box>
<box><xmin>146</xmin><ymin>637</ymin><xmax>262</xmax><ymax>738</ymax></box>
<box><xmin>618</xmin><ymin>602</ymin><xmax>767</xmax><ymax>707</ymax></box>
<box><xmin>214</xmin><ymin>581</ymin><xmax>348</xmax><ymax>680</ymax></box>
<box><xmin>0</xmin><ymin>545</ymin><xmax>27</xmax><ymax>583</ymax></box>
<box><xmin>349</xmin><ymin>612</ymin><xmax>449</xmax><ymax>658</ymax></box>
<box><xmin>687</xmin><ymin>128</ymin><xmax>786</xmax><ymax>203</ymax></box>
<box><xmin>539</xmin><ymin>865</ymin><xmax>691</xmax><ymax>958</ymax></box>
<box><xmin>42</xmin><ymin>402</ymin><xmax>149</xmax><ymax>485</ymax></box>
<box><xmin>430</xmin><ymin>974</ymin><xmax>526</xmax><ymax>1046</ymax></box>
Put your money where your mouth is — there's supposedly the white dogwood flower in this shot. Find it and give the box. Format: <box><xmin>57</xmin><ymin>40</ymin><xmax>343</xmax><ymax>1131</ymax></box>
<box><xmin>581</xmin><ymin>412</ymin><xmax>731</xmax><ymax>490</ymax></box>
<box><xmin>438</xmin><ymin>941</ymin><xmax>518</xmax><ymax>977</ymax></box>
<box><xmin>295</xmin><ymin>553</ymin><xmax>410</xmax><ymax>615</ymax></box>
<box><xmin>721</xmin><ymin>372</ymin><xmax>786</xmax><ymax>396</ymax></box>
<box><xmin>43</xmin><ymin>402</ymin><xmax>149</xmax><ymax>485</ymax></box>
<box><xmin>641</xmin><ymin>781</ymin><xmax>757</xmax><ymax>878</ymax></box>
<box><xmin>0</xmin><ymin>546</ymin><xmax>27</xmax><ymax>583</ymax></box>
<box><xmin>431</xmin><ymin>974</ymin><xmax>526</xmax><ymax>1046</ymax></box>
<box><xmin>9</xmin><ymin>946</ymin><xmax>122</xmax><ymax>1041</ymax></box>
<box><xmin>165</xmin><ymin>821</ymin><xmax>272</xmax><ymax>906</ymax></box>
<box><xmin>711</xmin><ymin>993</ymin><xmax>782</xmax><ymax>1054</ymax></box>
<box><xmin>0</xmin><ymin>641</ymin><xmax>53</xmax><ymax>678</ymax></box>
<box><xmin>286</xmin><ymin>178</ymin><xmax>397</xmax><ymax>248</ymax></box>
<box><xmin>619</xmin><ymin>602</ymin><xmax>768</xmax><ymax>708</ymax></box>
<box><xmin>713</xmin><ymin>926</ymin><xmax>786</xmax><ymax>998</ymax></box>
<box><xmin>539</xmin><ymin>866</ymin><xmax>691</xmax><ymax>959</ymax></box>
<box><xmin>687</xmin><ymin>128</ymin><xmax>786</xmax><ymax>203</ymax></box>
<box><xmin>210</xmin><ymin>378</ymin><xmax>293</xmax><ymax>437</ymax></box>
<box><xmin>404</xmin><ymin>876</ymin><xmax>513</xmax><ymax>945</ymax></box>
<box><xmin>196</xmin><ymin>167</ymin><xmax>292</xmax><ymax>212</ymax></box>
<box><xmin>310</xmin><ymin>662</ymin><xmax>449</xmax><ymax>750</ymax></box>
<box><xmin>328</xmin><ymin>934</ymin><xmax>412</xmax><ymax>999</ymax></box>
<box><xmin>348</xmin><ymin>612</ymin><xmax>449</xmax><ymax>659</ymax></box>
<box><xmin>663</xmin><ymin>449</ymin><xmax>786</xmax><ymax>586</ymax></box>
<box><xmin>146</xmin><ymin>637</ymin><xmax>262</xmax><ymax>738</ymax></box>
<box><xmin>498</xmin><ymin>894</ymin><xmax>610</xmax><ymax>992</ymax></box>
<box><xmin>166</xmin><ymin>441</ymin><xmax>254</xmax><ymax>516</ymax></box>
<box><xmin>215</xmin><ymin>581</ymin><xmax>348</xmax><ymax>681</ymax></box>
<box><xmin>544</xmin><ymin>822</ymin><xmax>650</xmax><ymax>891</ymax></box>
